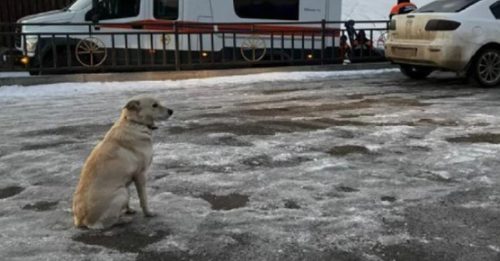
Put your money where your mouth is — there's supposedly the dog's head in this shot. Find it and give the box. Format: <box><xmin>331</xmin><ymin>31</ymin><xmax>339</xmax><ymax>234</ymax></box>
<box><xmin>122</xmin><ymin>96</ymin><xmax>173</xmax><ymax>130</ymax></box>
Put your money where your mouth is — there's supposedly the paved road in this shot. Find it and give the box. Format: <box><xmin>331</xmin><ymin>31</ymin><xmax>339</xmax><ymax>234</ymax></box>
<box><xmin>1</xmin><ymin>70</ymin><xmax>500</xmax><ymax>261</ymax></box>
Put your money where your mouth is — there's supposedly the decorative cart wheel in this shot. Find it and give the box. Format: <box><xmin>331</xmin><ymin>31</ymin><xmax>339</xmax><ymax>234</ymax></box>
<box><xmin>75</xmin><ymin>37</ymin><xmax>107</xmax><ymax>67</ymax></box>
<box><xmin>240</xmin><ymin>36</ymin><xmax>266</xmax><ymax>62</ymax></box>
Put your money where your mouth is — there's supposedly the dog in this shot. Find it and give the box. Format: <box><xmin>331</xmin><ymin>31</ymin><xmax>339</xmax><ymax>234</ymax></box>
<box><xmin>72</xmin><ymin>96</ymin><xmax>173</xmax><ymax>229</ymax></box>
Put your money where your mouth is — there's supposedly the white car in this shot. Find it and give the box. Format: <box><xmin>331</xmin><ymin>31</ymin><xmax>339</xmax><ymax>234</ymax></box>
<box><xmin>385</xmin><ymin>0</ymin><xmax>500</xmax><ymax>87</ymax></box>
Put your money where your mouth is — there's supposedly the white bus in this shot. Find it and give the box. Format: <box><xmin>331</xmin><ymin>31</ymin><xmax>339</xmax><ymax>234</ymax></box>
<box><xmin>16</xmin><ymin>0</ymin><xmax>342</xmax><ymax>70</ymax></box>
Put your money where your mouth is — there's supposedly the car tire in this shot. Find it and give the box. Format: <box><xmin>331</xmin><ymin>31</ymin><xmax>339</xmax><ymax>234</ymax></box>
<box><xmin>471</xmin><ymin>48</ymin><xmax>500</xmax><ymax>87</ymax></box>
<box><xmin>400</xmin><ymin>64</ymin><xmax>434</xmax><ymax>80</ymax></box>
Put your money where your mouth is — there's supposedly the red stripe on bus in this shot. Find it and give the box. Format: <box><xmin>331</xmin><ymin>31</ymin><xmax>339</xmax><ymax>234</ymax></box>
<box><xmin>98</xmin><ymin>20</ymin><xmax>341</xmax><ymax>36</ymax></box>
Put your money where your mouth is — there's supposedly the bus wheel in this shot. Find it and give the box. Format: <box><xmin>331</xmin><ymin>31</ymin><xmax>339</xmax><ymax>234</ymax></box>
<box><xmin>39</xmin><ymin>47</ymin><xmax>75</xmax><ymax>74</ymax></box>
<box><xmin>240</xmin><ymin>36</ymin><xmax>266</xmax><ymax>63</ymax></box>
<box><xmin>75</xmin><ymin>37</ymin><xmax>107</xmax><ymax>67</ymax></box>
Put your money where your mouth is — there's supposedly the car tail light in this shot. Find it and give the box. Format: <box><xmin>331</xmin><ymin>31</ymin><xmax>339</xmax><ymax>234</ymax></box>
<box><xmin>388</xmin><ymin>20</ymin><xmax>396</xmax><ymax>31</ymax></box>
<box><xmin>425</xmin><ymin>19</ymin><xmax>461</xmax><ymax>31</ymax></box>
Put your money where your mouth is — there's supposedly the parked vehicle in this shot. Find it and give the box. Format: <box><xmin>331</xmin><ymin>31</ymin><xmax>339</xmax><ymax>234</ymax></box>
<box><xmin>15</xmin><ymin>0</ymin><xmax>343</xmax><ymax>73</ymax></box>
<box><xmin>385</xmin><ymin>0</ymin><xmax>500</xmax><ymax>87</ymax></box>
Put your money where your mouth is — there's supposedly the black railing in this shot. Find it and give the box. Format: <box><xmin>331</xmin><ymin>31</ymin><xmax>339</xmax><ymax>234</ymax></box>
<box><xmin>0</xmin><ymin>20</ymin><xmax>388</xmax><ymax>74</ymax></box>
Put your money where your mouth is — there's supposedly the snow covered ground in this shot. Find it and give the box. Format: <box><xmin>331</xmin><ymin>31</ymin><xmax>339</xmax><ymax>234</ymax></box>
<box><xmin>0</xmin><ymin>72</ymin><xmax>29</xmax><ymax>78</ymax></box>
<box><xmin>2</xmin><ymin>70</ymin><xmax>500</xmax><ymax>260</ymax></box>
<box><xmin>0</xmin><ymin>1</ymin><xmax>497</xmax><ymax>260</ymax></box>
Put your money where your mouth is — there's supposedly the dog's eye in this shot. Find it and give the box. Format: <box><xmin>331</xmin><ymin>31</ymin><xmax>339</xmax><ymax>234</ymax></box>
<box><xmin>152</xmin><ymin>103</ymin><xmax>158</xmax><ymax>108</ymax></box>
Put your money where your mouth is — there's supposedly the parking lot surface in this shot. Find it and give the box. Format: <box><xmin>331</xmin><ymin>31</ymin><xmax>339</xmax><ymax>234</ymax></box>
<box><xmin>1</xmin><ymin>69</ymin><xmax>500</xmax><ymax>260</ymax></box>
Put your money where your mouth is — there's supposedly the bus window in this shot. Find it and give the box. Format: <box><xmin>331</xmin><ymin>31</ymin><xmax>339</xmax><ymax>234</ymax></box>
<box><xmin>234</xmin><ymin>0</ymin><xmax>299</xmax><ymax>20</ymax></box>
<box><xmin>154</xmin><ymin>0</ymin><xmax>179</xmax><ymax>20</ymax></box>
<box><xmin>95</xmin><ymin>0</ymin><xmax>140</xmax><ymax>20</ymax></box>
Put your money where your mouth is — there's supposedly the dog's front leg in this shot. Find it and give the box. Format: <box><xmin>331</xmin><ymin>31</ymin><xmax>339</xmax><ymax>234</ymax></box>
<box><xmin>134</xmin><ymin>173</ymin><xmax>155</xmax><ymax>217</ymax></box>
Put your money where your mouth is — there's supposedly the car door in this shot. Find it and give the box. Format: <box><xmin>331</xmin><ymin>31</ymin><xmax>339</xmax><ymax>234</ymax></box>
<box><xmin>151</xmin><ymin>0</ymin><xmax>181</xmax><ymax>53</ymax></box>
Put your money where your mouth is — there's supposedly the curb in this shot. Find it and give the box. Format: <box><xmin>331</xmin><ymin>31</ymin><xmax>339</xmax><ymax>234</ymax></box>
<box><xmin>0</xmin><ymin>62</ymin><xmax>398</xmax><ymax>87</ymax></box>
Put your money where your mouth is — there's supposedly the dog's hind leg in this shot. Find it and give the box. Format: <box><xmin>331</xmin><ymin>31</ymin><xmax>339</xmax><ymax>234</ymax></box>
<box><xmin>90</xmin><ymin>188</ymin><xmax>129</xmax><ymax>229</ymax></box>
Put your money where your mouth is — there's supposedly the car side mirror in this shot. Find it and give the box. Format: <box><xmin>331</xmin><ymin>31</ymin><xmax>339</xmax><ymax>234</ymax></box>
<box><xmin>85</xmin><ymin>7</ymin><xmax>101</xmax><ymax>23</ymax></box>
<box><xmin>91</xmin><ymin>13</ymin><xmax>100</xmax><ymax>24</ymax></box>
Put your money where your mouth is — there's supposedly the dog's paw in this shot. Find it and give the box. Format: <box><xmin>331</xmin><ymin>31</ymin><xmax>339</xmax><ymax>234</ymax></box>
<box><xmin>125</xmin><ymin>208</ymin><xmax>137</xmax><ymax>215</ymax></box>
<box><xmin>144</xmin><ymin>211</ymin><xmax>157</xmax><ymax>218</ymax></box>
<box><xmin>117</xmin><ymin>215</ymin><xmax>134</xmax><ymax>225</ymax></box>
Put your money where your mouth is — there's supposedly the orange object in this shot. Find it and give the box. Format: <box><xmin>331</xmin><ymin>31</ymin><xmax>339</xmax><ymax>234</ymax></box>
<box><xmin>390</xmin><ymin>2</ymin><xmax>417</xmax><ymax>17</ymax></box>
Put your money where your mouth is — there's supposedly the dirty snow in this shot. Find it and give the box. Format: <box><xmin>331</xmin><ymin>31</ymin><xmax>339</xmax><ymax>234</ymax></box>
<box><xmin>2</xmin><ymin>70</ymin><xmax>500</xmax><ymax>260</ymax></box>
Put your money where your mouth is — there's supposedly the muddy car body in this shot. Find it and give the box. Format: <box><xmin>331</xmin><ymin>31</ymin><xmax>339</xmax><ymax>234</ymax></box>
<box><xmin>385</xmin><ymin>0</ymin><xmax>500</xmax><ymax>86</ymax></box>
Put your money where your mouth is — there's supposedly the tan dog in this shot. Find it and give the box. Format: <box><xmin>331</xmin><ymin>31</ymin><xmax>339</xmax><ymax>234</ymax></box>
<box><xmin>72</xmin><ymin>96</ymin><xmax>173</xmax><ymax>229</ymax></box>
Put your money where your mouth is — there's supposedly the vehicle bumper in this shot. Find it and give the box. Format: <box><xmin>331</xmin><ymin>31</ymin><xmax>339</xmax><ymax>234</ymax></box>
<box><xmin>1</xmin><ymin>49</ymin><xmax>28</xmax><ymax>66</ymax></box>
<box><xmin>385</xmin><ymin>40</ymin><xmax>468</xmax><ymax>71</ymax></box>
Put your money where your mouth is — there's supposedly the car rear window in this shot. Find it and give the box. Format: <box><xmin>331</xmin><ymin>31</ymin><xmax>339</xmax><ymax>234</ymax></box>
<box><xmin>417</xmin><ymin>0</ymin><xmax>482</xmax><ymax>13</ymax></box>
<box><xmin>491</xmin><ymin>1</ymin><xmax>500</xmax><ymax>19</ymax></box>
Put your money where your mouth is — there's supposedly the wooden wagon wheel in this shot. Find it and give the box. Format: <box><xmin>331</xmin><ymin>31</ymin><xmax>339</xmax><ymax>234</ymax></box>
<box><xmin>75</xmin><ymin>37</ymin><xmax>107</xmax><ymax>67</ymax></box>
<box><xmin>240</xmin><ymin>36</ymin><xmax>266</xmax><ymax>62</ymax></box>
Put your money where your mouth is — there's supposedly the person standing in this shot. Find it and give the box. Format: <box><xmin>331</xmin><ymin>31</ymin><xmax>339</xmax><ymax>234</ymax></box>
<box><xmin>390</xmin><ymin>0</ymin><xmax>417</xmax><ymax>19</ymax></box>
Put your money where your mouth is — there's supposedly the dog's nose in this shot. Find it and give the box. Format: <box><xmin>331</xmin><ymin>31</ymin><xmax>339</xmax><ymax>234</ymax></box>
<box><xmin>167</xmin><ymin>109</ymin><xmax>173</xmax><ymax>116</ymax></box>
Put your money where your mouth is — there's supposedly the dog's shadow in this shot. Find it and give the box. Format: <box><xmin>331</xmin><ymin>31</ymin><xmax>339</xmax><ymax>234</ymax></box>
<box><xmin>71</xmin><ymin>216</ymin><xmax>170</xmax><ymax>253</ymax></box>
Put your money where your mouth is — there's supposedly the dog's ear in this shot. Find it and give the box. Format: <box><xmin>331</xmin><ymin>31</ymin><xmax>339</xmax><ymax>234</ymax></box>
<box><xmin>125</xmin><ymin>100</ymin><xmax>141</xmax><ymax>111</ymax></box>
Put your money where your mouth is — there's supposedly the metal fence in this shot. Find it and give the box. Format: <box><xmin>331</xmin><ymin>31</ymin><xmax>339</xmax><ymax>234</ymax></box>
<box><xmin>0</xmin><ymin>20</ymin><xmax>388</xmax><ymax>74</ymax></box>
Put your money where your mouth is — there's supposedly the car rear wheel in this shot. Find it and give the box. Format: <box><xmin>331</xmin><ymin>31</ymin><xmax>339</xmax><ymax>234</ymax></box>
<box><xmin>471</xmin><ymin>48</ymin><xmax>500</xmax><ymax>87</ymax></box>
<box><xmin>400</xmin><ymin>64</ymin><xmax>434</xmax><ymax>80</ymax></box>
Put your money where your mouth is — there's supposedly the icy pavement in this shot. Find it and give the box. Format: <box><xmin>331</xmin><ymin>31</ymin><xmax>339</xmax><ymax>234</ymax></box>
<box><xmin>0</xmin><ymin>72</ymin><xmax>30</xmax><ymax>78</ymax></box>
<box><xmin>1</xmin><ymin>69</ymin><xmax>500</xmax><ymax>261</ymax></box>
